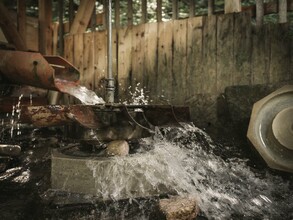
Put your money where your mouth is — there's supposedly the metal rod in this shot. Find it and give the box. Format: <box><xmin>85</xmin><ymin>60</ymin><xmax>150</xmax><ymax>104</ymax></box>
<box><xmin>106</xmin><ymin>0</ymin><xmax>114</xmax><ymax>103</ymax></box>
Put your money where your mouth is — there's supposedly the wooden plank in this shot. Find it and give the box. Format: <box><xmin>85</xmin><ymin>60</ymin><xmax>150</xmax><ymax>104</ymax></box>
<box><xmin>73</xmin><ymin>34</ymin><xmax>84</xmax><ymax>84</ymax></box>
<box><xmin>278</xmin><ymin>0</ymin><xmax>287</xmax><ymax>23</ymax></box>
<box><xmin>131</xmin><ymin>24</ymin><xmax>145</xmax><ymax>91</ymax></box>
<box><xmin>0</xmin><ymin>2</ymin><xmax>27</xmax><ymax>51</ymax></box>
<box><xmin>58</xmin><ymin>0</ymin><xmax>64</xmax><ymax>56</ymax></box>
<box><xmin>127</xmin><ymin>0</ymin><xmax>133</xmax><ymax>26</ymax></box>
<box><xmin>172</xmin><ymin>0</ymin><xmax>179</xmax><ymax>20</ymax></box>
<box><xmin>157</xmin><ymin>21</ymin><xmax>173</xmax><ymax>103</ymax></box>
<box><xmin>52</xmin><ymin>22</ymin><xmax>59</xmax><ymax>55</ymax></box>
<box><xmin>202</xmin><ymin>15</ymin><xmax>217</xmax><ymax>94</ymax></box>
<box><xmin>172</xmin><ymin>19</ymin><xmax>187</xmax><ymax>105</ymax></box>
<box><xmin>144</xmin><ymin>22</ymin><xmax>158</xmax><ymax>102</ymax></box>
<box><xmin>69</xmin><ymin>0</ymin><xmax>95</xmax><ymax>34</ymax></box>
<box><xmin>94</xmin><ymin>30</ymin><xmax>107</xmax><ymax>98</ymax></box>
<box><xmin>141</xmin><ymin>0</ymin><xmax>147</xmax><ymax>23</ymax></box>
<box><xmin>64</xmin><ymin>34</ymin><xmax>74</xmax><ymax>64</ymax></box>
<box><xmin>233</xmin><ymin>12</ymin><xmax>252</xmax><ymax>86</ymax></box>
<box><xmin>38</xmin><ymin>0</ymin><xmax>52</xmax><ymax>54</ymax></box>
<box><xmin>117</xmin><ymin>27</ymin><xmax>132</xmax><ymax>102</ymax></box>
<box><xmin>17</xmin><ymin>0</ymin><xmax>26</xmax><ymax>43</ymax></box>
<box><xmin>216</xmin><ymin>13</ymin><xmax>234</xmax><ymax>93</ymax></box>
<box><xmin>186</xmin><ymin>16</ymin><xmax>203</xmax><ymax>98</ymax></box>
<box><xmin>157</xmin><ymin>0</ymin><xmax>162</xmax><ymax>22</ymax></box>
<box><xmin>83</xmin><ymin>32</ymin><xmax>95</xmax><ymax>90</ymax></box>
<box><xmin>225</xmin><ymin>0</ymin><xmax>241</xmax><ymax>14</ymax></box>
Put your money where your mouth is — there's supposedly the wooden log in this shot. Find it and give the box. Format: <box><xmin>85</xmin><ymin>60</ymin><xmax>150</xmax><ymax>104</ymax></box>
<box><xmin>208</xmin><ymin>0</ymin><xmax>215</xmax><ymax>16</ymax></box>
<box><xmin>127</xmin><ymin>0</ymin><xmax>133</xmax><ymax>26</ymax></box>
<box><xmin>17</xmin><ymin>0</ymin><xmax>26</xmax><ymax>44</ymax></box>
<box><xmin>172</xmin><ymin>19</ymin><xmax>187</xmax><ymax>105</ymax></box>
<box><xmin>157</xmin><ymin>0</ymin><xmax>162</xmax><ymax>22</ymax></box>
<box><xmin>141</xmin><ymin>0</ymin><xmax>147</xmax><ymax>23</ymax></box>
<box><xmin>39</xmin><ymin>0</ymin><xmax>53</xmax><ymax>55</ymax></box>
<box><xmin>189</xmin><ymin>0</ymin><xmax>195</xmax><ymax>17</ymax></box>
<box><xmin>278</xmin><ymin>0</ymin><xmax>287</xmax><ymax>23</ymax></box>
<box><xmin>69</xmin><ymin>0</ymin><xmax>74</xmax><ymax>28</ymax></box>
<box><xmin>0</xmin><ymin>2</ymin><xmax>27</xmax><ymax>51</ymax></box>
<box><xmin>256</xmin><ymin>0</ymin><xmax>264</xmax><ymax>27</ymax></box>
<box><xmin>172</xmin><ymin>0</ymin><xmax>179</xmax><ymax>20</ymax></box>
<box><xmin>216</xmin><ymin>13</ymin><xmax>234</xmax><ymax>93</ymax></box>
<box><xmin>58</xmin><ymin>0</ymin><xmax>64</xmax><ymax>56</ymax></box>
<box><xmin>69</xmin><ymin>0</ymin><xmax>96</xmax><ymax>34</ymax></box>
<box><xmin>64</xmin><ymin>34</ymin><xmax>74</xmax><ymax>64</ymax></box>
<box><xmin>225</xmin><ymin>0</ymin><xmax>241</xmax><ymax>14</ymax></box>
<box><xmin>52</xmin><ymin>22</ymin><xmax>59</xmax><ymax>55</ymax></box>
<box><xmin>83</xmin><ymin>32</ymin><xmax>95</xmax><ymax>89</ymax></box>
<box><xmin>73</xmin><ymin>34</ymin><xmax>84</xmax><ymax>85</ymax></box>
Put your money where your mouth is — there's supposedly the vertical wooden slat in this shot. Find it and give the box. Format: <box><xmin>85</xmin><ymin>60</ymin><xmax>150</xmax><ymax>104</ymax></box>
<box><xmin>144</xmin><ymin>22</ymin><xmax>158</xmax><ymax>101</ymax></box>
<box><xmin>225</xmin><ymin>0</ymin><xmax>242</xmax><ymax>14</ymax></box>
<box><xmin>69</xmin><ymin>0</ymin><xmax>74</xmax><ymax>28</ymax></box>
<box><xmin>157</xmin><ymin>0</ymin><xmax>162</xmax><ymax>22</ymax></box>
<box><xmin>186</xmin><ymin>16</ymin><xmax>203</xmax><ymax>97</ymax></box>
<box><xmin>131</xmin><ymin>24</ymin><xmax>145</xmax><ymax>90</ymax></box>
<box><xmin>233</xmin><ymin>12</ymin><xmax>252</xmax><ymax>86</ymax></box>
<box><xmin>157</xmin><ymin>21</ymin><xmax>173</xmax><ymax>102</ymax></box>
<box><xmin>90</xmin><ymin>4</ymin><xmax>96</xmax><ymax>31</ymax></box>
<box><xmin>94</xmin><ymin>31</ymin><xmax>107</xmax><ymax>97</ymax></box>
<box><xmin>216</xmin><ymin>14</ymin><xmax>234</xmax><ymax>93</ymax></box>
<box><xmin>202</xmin><ymin>15</ymin><xmax>217</xmax><ymax>93</ymax></box>
<box><xmin>38</xmin><ymin>0</ymin><xmax>52</xmax><ymax>54</ymax></box>
<box><xmin>256</xmin><ymin>0</ymin><xmax>264</xmax><ymax>27</ymax></box>
<box><xmin>64</xmin><ymin>34</ymin><xmax>74</xmax><ymax>64</ymax></box>
<box><xmin>73</xmin><ymin>34</ymin><xmax>84</xmax><ymax>84</ymax></box>
<box><xmin>172</xmin><ymin>19</ymin><xmax>187</xmax><ymax>104</ymax></box>
<box><xmin>83</xmin><ymin>32</ymin><xmax>94</xmax><ymax>89</ymax></box>
<box><xmin>115</xmin><ymin>0</ymin><xmax>120</xmax><ymax>29</ymax></box>
<box><xmin>128</xmin><ymin>0</ymin><xmax>133</xmax><ymax>26</ymax></box>
<box><xmin>189</xmin><ymin>0</ymin><xmax>195</xmax><ymax>17</ymax></box>
<box><xmin>17</xmin><ymin>0</ymin><xmax>26</xmax><ymax>44</ymax></box>
<box><xmin>52</xmin><ymin>22</ymin><xmax>59</xmax><ymax>55</ymax></box>
<box><xmin>141</xmin><ymin>0</ymin><xmax>147</xmax><ymax>23</ymax></box>
<box><xmin>117</xmin><ymin>27</ymin><xmax>132</xmax><ymax>101</ymax></box>
<box><xmin>208</xmin><ymin>0</ymin><xmax>214</xmax><ymax>16</ymax></box>
<box><xmin>279</xmin><ymin>0</ymin><xmax>287</xmax><ymax>23</ymax></box>
<box><xmin>172</xmin><ymin>0</ymin><xmax>179</xmax><ymax>20</ymax></box>
<box><xmin>58</xmin><ymin>0</ymin><xmax>64</xmax><ymax>56</ymax></box>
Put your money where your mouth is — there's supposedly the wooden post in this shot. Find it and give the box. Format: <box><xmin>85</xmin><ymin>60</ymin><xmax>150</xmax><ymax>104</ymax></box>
<box><xmin>58</xmin><ymin>0</ymin><xmax>64</xmax><ymax>56</ymax></box>
<box><xmin>172</xmin><ymin>0</ymin><xmax>178</xmax><ymax>20</ymax></box>
<box><xmin>189</xmin><ymin>0</ymin><xmax>195</xmax><ymax>17</ymax></box>
<box><xmin>256</xmin><ymin>0</ymin><xmax>264</xmax><ymax>27</ymax></box>
<box><xmin>90</xmin><ymin>4</ymin><xmax>96</xmax><ymax>31</ymax></box>
<box><xmin>208</xmin><ymin>0</ymin><xmax>214</xmax><ymax>16</ymax></box>
<box><xmin>279</xmin><ymin>0</ymin><xmax>287</xmax><ymax>23</ymax></box>
<box><xmin>69</xmin><ymin>0</ymin><xmax>74</xmax><ymax>28</ymax></box>
<box><xmin>38</xmin><ymin>0</ymin><xmax>52</xmax><ymax>55</ymax></box>
<box><xmin>115</xmin><ymin>0</ymin><xmax>120</xmax><ymax>28</ymax></box>
<box><xmin>0</xmin><ymin>2</ymin><xmax>27</xmax><ymax>51</ymax></box>
<box><xmin>157</xmin><ymin>0</ymin><xmax>162</xmax><ymax>22</ymax></box>
<box><xmin>69</xmin><ymin>0</ymin><xmax>96</xmax><ymax>34</ymax></box>
<box><xmin>127</xmin><ymin>0</ymin><xmax>133</xmax><ymax>26</ymax></box>
<box><xmin>17</xmin><ymin>0</ymin><xmax>26</xmax><ymax>44</ymax></box>
<box><xmin>224</xmin><ymin>0</ymin><xmax>242</xmax><ymax>14</ymax></box>
<box><xmin>141</xmin><ymin>0</ymin><xmax>147</xmax><ymax>23</ymax></box>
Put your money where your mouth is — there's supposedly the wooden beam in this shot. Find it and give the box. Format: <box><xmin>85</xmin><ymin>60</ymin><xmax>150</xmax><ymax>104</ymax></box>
<box><xmin>279</xmin><ymin>0</ymin><xmax>287</xmax><ymax>23</ymax></box>
<box><xmin>157</xmin><ymin>0</ymin><xmax>162</xmax><ymax>22</ymax></box>
<box><xmin>172</xmin><ymin>0</ymin><xmax>178</xmax><ymax>20</ymax></box>
<box><xmin>38</xmin><ymin>0</ymin><xmax>52</xmax><ymax>55</ymax></box>
<box><xmin>256</xmin><ymin>0</ymin><xmax>264</xmax><ymax>27</ymax></box>
<box><xmin>69</xmin><ymin>0</ymin><xmax>96</xmax><ymax>34</ymax></box>
<box><xmin>17</xmin><ymin>0</ymin><xmax>26</xmax><ymax>44</ymax></box>
<box><xmin>208</xmin><ymin>0</ymin><xmax>214</xmax><ymax>16</ymax></box>
<box><xmin>225</xmin><ymin>0</ymin><xmax>241</xmax><ymax>14</ymax></box>
<box><xmin>0</xmin><ymin>2</ymin><xmax>27</xmax><ymax>51</ymax></box>
<box><xmin>141</xmin><ymin>0</ymin><xmax>147</xmax><ymax>23</ymax></box>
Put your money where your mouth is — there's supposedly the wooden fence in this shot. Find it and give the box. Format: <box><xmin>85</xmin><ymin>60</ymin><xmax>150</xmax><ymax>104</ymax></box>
<box><xmin>64</xmin><ymin>11</ymin><xmax>293</xmax><ymax>124</ymax></box>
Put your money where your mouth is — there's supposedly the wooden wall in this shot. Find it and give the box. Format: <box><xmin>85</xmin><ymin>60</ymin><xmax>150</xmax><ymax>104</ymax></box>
<box><xmin>64</xmin><ymin>11</ymin><xmax>293</xmax><ymax>125</ymax></box>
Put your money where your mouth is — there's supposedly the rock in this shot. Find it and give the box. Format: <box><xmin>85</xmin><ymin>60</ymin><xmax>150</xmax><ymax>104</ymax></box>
<box><xmin>159</xmin><ymin>196</ymin><xmax>199</xmax><ymax>220</ymax></box>
<box><xmin>105</xmin><ymin>140</ymin><xmax>129</xmax><ymax>156</ymax></box>
<box><xmin>0</xmin><ymin>145</ymin><xmax>21</xmax><ymax>156</ymax></box>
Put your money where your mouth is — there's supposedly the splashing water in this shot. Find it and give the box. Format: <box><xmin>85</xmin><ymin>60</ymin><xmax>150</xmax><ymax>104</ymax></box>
<box><xmin>121</xmin><ymin>83</ymin><xmax>151</xmax><ymax>105</ymax></box>
<box><xmin>54</xmin><ymin>79</ymin><xmax>105</xmax><ymax>105</ymax></box>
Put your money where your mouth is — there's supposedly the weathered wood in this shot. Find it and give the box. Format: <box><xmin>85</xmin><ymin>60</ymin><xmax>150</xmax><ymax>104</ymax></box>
<box><xmin>172</xmin><ymin>19</ymin><xmax>187</xmax><ymax>104</ymax></box>
<box><xmin>172</xmin><ymin>0</ymin><xmax>179</xmax><ymax>20</ymax></box>
<box><xmin>83</xmin><ymin>32</ymin><xmax>95</xmax><ymax>89</ymax></box>
<box><xmin>38</xmin><ymin>0</ymin><xmax>52</xmax><ymax>54</ymax></box>
<box><xmin>73</xmin><ymin>34</ymin><xmax>84</xmax><ymax>85</ymax></box>
<box><xmin>90</xmin><ymin>4</ymin><xmax>96</xmax><ymax>31</ymax></box>
<box><xmin>117</xmin><ymin>27</ymin><xmax>132</xmax><ymax>101</ymax></box>
<box><xmin>69</xmin><ymin>0</ymin><xmax>95</xmax><ymax>34</ymax></box>
<box><xmin>131</xmin><ymin>24</ymin><xmax>145</xmax><ymax>90</ymax></box>
<box><xmin>52</xmin><ymin>22</ymin><xmax>59</xmax><ymax>55</ymax></box>
<box><xmin>112</xmin><ymin>28</ymin><xmax>118</xmax><ymax>93</ymax></box>
<box><xmin>216</xmin><ymin>14</ymin><xmax>234</xmax><ymax>93</ymax></box>
<box><xmin>225</xmin><ymin>0</ymin><xmax>241</xmax><ymax>14</ymax></box>
<box><xmin>115</xmin><ymin>0</ymin><xmax>120</xmax><ymax>28</ymax></box>
<box><xmin>127</xmin><ymin>0</ymin><xmax>133</xmax><ymax>26</ymax></box>
<box><xmin>202</xmin><ymin>15</ymin><xmax>217</xmax><ymax>94</ymax></box>
<box><xmin>278</xmin><ymin>0</ymin><xmax>287</xmax><ymax>23</ymax></box>
<box><xmin>144</xmin><ymin>22</ymin><xmax>158</xmax><ymax>101</ymax></box>
<box><xmin>256</xmin><ymin>0</ymin><xmax>264</xmax><ymax>27</ymax></box>
<box><xmin>94</xmin><ymin>31</ymin><xmax>107</xmax><ymax>98</ymax></box>
<box><xmin>58</xmin><ymin>0</ymin><xmax>64</xmax><ymax>56</ymax></box>
<box><xmin>186</xmin><ymin>16</ymin><xmax>203</xmax><ymax>97</ymax></box>
<box><xmin>141</xmin><ymin>0</ymin><xmax>147</xmax><ymax>23</ymax></box>
<box><xmin>64</xmin><ymin>34</ymin><xmax>74</xmax><ymax>64</ymax></box>
<box><xmin>69</xmin><ymin>0</ymin><xmax>74</xmax><ymax>28</ymax></box>
<box><xmin>17</xmin><ymin>0</ymin><xmax>26</xmax><ymax>43</ymax></box>
<box><xmin>157</xmin><ymin>0</ymin><xmax>162</xmax><ymax>22</ymax></box>
<box><xmin>189</xmin><ymin>0</ymin><xmax>195</xmax><ymax>17</ymax></box>
<box><xmin>157</xmin><ymin>21</ymin><xmax>173</xmax><ymax>102</ymax></box>
<box><xmin>233</xmin><ymin>12</ymin><xmax>252</xmax><ymax>86</ymax></box>
<box><xmin>208</xmin><ymin>0</ymin><xmax>215</xmax><ymax>16</ymax></box>
<box><xmin>0</xmin><ymin>2</ymin><xmax>27</xmax><ymax>51</ymax></box>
